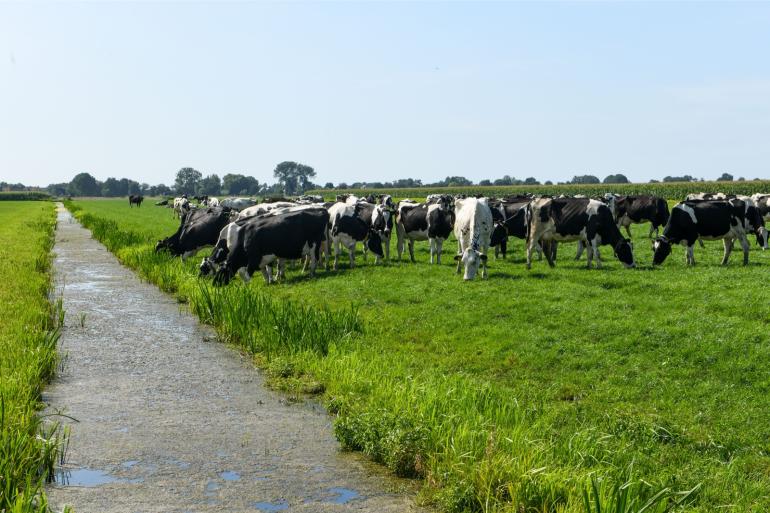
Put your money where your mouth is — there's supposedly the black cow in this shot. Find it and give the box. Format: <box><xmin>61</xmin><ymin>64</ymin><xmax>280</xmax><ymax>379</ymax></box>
<box><xmin>527</xmin><ymin>197</ymin><xmax>635</xmax><ymax>269</ymax></box>
<box><xmin>155</xmin><ymin>206</ymin><xmax>232</xmax><ymax>260</ymax></box>
<box><xmin>653</xmin><ymin>200</ymin><xmax>753</xmax><ymax>266</ymax></box>
<box><xmin>488</xmin><ymin>197</ymin><xmax>532</xmax><ymax>259</ymax></box>
<box><xmin>395</xmin><ymin>197</ymin><xmax>454</xmax><ymax>263</ymax></box>
<box><xmin>211</xmin><ymin>208</ymin><xmax>329</xmax><ymax>285</ymax></box>
<box><xmin>327</xmin><ymin>202</ymin><xmax>385</xmax><ymax>269</ymax></box>
<box><xmin>615</xmin><ymin>195</ymin><xmax>670</xmax><ymax>237</ymax></box>
<box><xmin>128</xmin><ymin>195</ymin><xmax>144</xmax><ymax>207</ymax></box>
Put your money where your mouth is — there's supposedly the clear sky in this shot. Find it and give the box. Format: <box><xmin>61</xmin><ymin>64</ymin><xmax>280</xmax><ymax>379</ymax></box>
<box><xmin>2</xmin><ymin>1</ymin><xmax>769</xmax><ymax>187</ymax></box>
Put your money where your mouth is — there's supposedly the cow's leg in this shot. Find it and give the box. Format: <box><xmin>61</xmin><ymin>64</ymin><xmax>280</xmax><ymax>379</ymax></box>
<box><xmin>625</xmin><ymin>224</ymin><xmax>633</xmax><ymax>239</ymax></box>
<box><xmin>408</xmin><ymin>240</ymin><xmax>416</xmax><ymax>263</ymax></box>
<box><xmin>333</xmin><ymin>239</ymin><xmax>340</xmax><ymax>271</ymax></box>
<box><xmin>526</xmin><ymin>238</ymin><xmax>537</xmax><ymax>269</ymax></box>
<box><xmin>687</xmin><ymin>244</ymin><xmax>696</xmax><ymax>265</ymax></box>
<box><xmin>536</xmin><ymin>243</ymin><xmax>543</xmax><ymax>260</ymax></box>
<box><xmin>721</xmin><ymin>239</ymin><xmax>733</xmax><ymax>265</ymax></box>
<box><xmin>435</xmin><ymin>238</ymin><xmax>444</xmax><ymax>264</ymax></box>
<box><xmin>429</xmin><ymin>238</ymin><xmax>435</xmax><ymax>264</ymax></box>
<box><xmin>260</xmin><ymin>265</ymin><xmax>272</xmax><ymax>284</ymax></box>
<box><xmin>585</xmin><ymin>241</ymin><xmax>593</xmax><ymax>269</ymax></box>
<box><xmin>592</xmin><ymin>238</ymin><xmax>602</xmax><ymax>269</ymax></box>
<box><xmin>575</xmin><ymin>240</ymin><xmax>585</xmax><ymax>260</ymax></box>
<box><xmin>239</xmin><ymin>267</ymin><xmax>253</xmax><ymax>284</ymax></box>
<box><xmin>396</xmin><ymin>229</ymin><xmax>404</xmax><ymax>261</ymax></box>
<box><xmin>542</xmin><ymin>240</ymin><xmax>555</xmax><ymax>268</ymax></box>
<box><xmin>348</xmin><ymin>243</ymin><xmax>356</xmax><ymax>268</ymax></box>
<box><xmin>275</xmin><ymin>260</ymin><xmax>286</xmax><ymax>281</ymax></box>
<box><xmin>500</xmin><ymin>239</ymin><xmax>507</xmax><ymax>259</ymax></box>
<box><xmin>739</xmin><ymin>235</ymin><xmax>750</xmax><ymax>265</ymax></box>
<box><xmin>384</xmin><ymin>233</ymin><xmax>391</xmax><ymax>262</ymax></box>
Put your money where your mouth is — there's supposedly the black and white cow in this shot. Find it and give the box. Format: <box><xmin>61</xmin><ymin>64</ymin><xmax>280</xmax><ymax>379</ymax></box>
<box><xmin>395</xmin><ymin>197</ymin><xmax>454</xmax><ymax>263</ymax></box>
<box><xmin>453</xmin><ymin>197</ymin><xmax>493</xmax><ymax>280</ymax></box>
<box><xmin>220</xmin><ymin>197</ymin><xmax>257</xmax><ymax>211</ymax></box>
<box><xmin>173</xmin><ymin>197</ymin><xmax>191</xmax><ymax>218</ymax></box>
<box><xmin>685</xmin><ymin>192</ymin><xmax>731</xmax><ymax>201</ymax></box>
<box><xmin>209</xmin><ymin>208</ymin><xmax>329</xmax><ymax>285</ymax></box>
<box><xmin>751</xmin><ymin>194</ymin><xmax>770</xmax><ymax>221</ymax></box>
<box><xmin>155</xmin><ymin>206</ymin><xmax>233</xmax><ymax>260</ymax></box>
<box><xmin>653</xmin><ymin>200</ymin><xmax>753</xmax><ymax>266</ymax></box>
<box><xmin>488</xmin><ymin>196</ymin><xmax>532</xmax><ymax>259</ymax></box>
<box><xmin>614</xmin><ymin>195</ymin><xmax>670</xmax><ymax>238</ymax></box>
<box><xmin>527</xmin><ymin>197</ymin><xmax>635</xmax><ymax>269</ymax></box>
<box><xmin>237</xmin><ymin>201</ymin><xmax>297</xmax><ymax>220</ymax></box>
<box><xmin>128</xmin><ymin>195</ymin><xmax>144</xmax><ymax>207</ymax></box>
<box><xmin>327</xmin><ymin>202</ymin><xmax>385</xmax><ymax>269</ymax></box>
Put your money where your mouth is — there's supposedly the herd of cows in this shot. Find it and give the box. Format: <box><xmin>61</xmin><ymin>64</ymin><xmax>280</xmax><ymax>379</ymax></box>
<box><xmin>135</xmin><ymin>191</ymin><xmax>770</xmax><ymax>282</ymax></box>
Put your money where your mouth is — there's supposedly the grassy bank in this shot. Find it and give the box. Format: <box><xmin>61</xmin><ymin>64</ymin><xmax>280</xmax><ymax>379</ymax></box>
<box><xmin>309</xmin><ymin>179</ymin><xmax>770</xmax><ymax>201</ymax></box>
<box><xmin>0</xmin><ymin>202</ymin><xmax>66</xmax><ymax>512</ymax></box>
<box><xmin>66</xmin><ymin>198</ymin><xmax>770</xmax><ymax>512</ymax></box>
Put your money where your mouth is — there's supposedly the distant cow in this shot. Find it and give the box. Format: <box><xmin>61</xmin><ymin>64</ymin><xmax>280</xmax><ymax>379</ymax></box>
<box><xmin>685</xmin><ymin>192</ymin><xmax>731</xmax><ymax>201</ymax></box>
<box><xmin>751</xmin><ymin>193</ymin><xmax>770</xmax><ymax>221</ymax></box>
<box><xmin>653</xmin><ymin>200</ymin><xmax>753</xmax><ymax>266</ymax></box>
<box><xmin>173</xmin><ymin>197</ymin><xmax>191</xmax><ymax>219</ymax></box>
<box><xmin>237</xmin><ymin>202</ymin><xmax>297</xmax><ymax>220</ymax></box>
<box><xmin>488</xmin><ymin>196</ymin><xmax>532</xmax><ymax>259</ymax></box>
<box><xmin>395</xmin><ymin>196</ymin><xmax>454</xmax><ymax>263</ymax></box>
<box><xmin>220</xmin><ymin>197</ymin><xmax>257</xmax><ymax>211</ymax></box>
<box><xmin>453</xmin><ymin>197</ymin><xmax>493</xmax><ymax>280</ymax></box>
<box><xmin>527</xmin><ymin>197</ymin><xmax>635</xmax><ymax>269</ymax></box>
<box><xmin>128</xmin><ymin>195</ymin><xmax>144</xmax><ymax>207</ymax></box>
<box><xmin>207</xmin><ymin>197</ymin><xmax>220</xmax><ymax>207</ymax></box>
<box><xmin>327</xmin><ymin>202</ymin><xmax>384</xmax><ymax>269</ymax></box>
<box><xmin>614</xmin><ymin>195</ymin><xmax>670</xmax><ymax>238</ymax></box>
<box><xmin>209</xmin><ymin>208</ymin><xmax>329</xmax><ymax>285</ymax></box>
<box><xmin>155</xmin><ymin>206</ymin><xmax>232</xmax><ymax>260</ymax></box>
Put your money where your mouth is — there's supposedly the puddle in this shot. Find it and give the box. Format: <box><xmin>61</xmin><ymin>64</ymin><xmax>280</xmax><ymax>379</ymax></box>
<box><xmin>204</xmin><ymin>480</ymin><xmax>221</xmax><ymax>496</ymax></box>
<box><xmin>55</xmin><ymin>468</ymin><xmax>142</xmax><ymax>487</ymax></box>
<box><xmin>219</xmin><ymin>471</ymin><xmax>241</xmax><ymax>481</ymax></box>
<box><xmin>325</xmin><ymin>487</ymin><xmax>361</xmax><ymax>504</ymax></box>
<box><xmin>253</xmin><ymin>499</ymin><xmax>289</xmax><ymax>512</ymax></box>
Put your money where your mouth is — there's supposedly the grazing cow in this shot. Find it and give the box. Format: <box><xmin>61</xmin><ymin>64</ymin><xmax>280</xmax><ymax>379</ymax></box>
<box><xmin>527</xmin><ymin>197</ymin><xmax>635</xmax><ymax>269</ymax></box>
<box><xmin>327</xmin><ymin>202</ymin><xmax>384</xmax><ymax>270</ymax></box>
<box><xmin>209</xmin><ymin>208</ymin><xmax>329</xmax><ymax>285</ymax></box>
<box><xmin>207</xmin><ymin>197</ymin><xmax>220</xmax><ymax>207</ymax></box>
<box><xmin>128</xmin><ymin>195</ymin><xmax>144</xmax><ymax>207</ymax></box>
<box><xmin>193</xmin><ymin>195</ymin><xmax>209</xmax><ymax>205</ymax></box>
<box><xmin>488</xmin><ymin>196</ymin><xmax>532</xmax><ymax>259</ymax></box>
<box><xmin>453</xmin><ymin>198</ymin><xmax>493</xmax><ymax>280</ymax></box>
<box><xmin>155</xmin><ymin>206</ymin><xmax>232</xmax><ymax>260</ymax></box>
<box><xmin>751</xmin><ymin>194</ymin><xmax>770</xmax><ymax>221</ymax></box>
<box><xmin>220</xmin><ymin>197</ymin><xmax>257</xmax><ymax>211</ymax></box>
<box><xmin>613</xmin><ymin>195</ymin><xmax>671</xmax><ymax>238</ymax></box>
<box><xmin>237</xmin><ymin>201</ymin><xmax>297</xmax><ymax>220</ymax></box>
<box><xmin>396</xmin><ymin>197</ymin><xmax>454</xmax><ymax>263</ymax></box>
<box><xmin>653</xmin><ymin>200</ymin><xmax>753</xmax><ymax>266</ymax></box>
<box><xmin>173</xmin><ymin>197</ymin><xmax>191</xmax><ymax>219</ymax></box>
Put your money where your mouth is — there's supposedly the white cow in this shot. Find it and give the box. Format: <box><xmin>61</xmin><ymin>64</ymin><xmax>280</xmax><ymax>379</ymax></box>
<box><xmin>220</xmin><ymin>197</ymin><xmax>257</xmax><ymax>211</ymax></box>
<box><xmin>237</xmin><ymin>202</ymin><xmax>297</xmax><ymax>220</ymax></box>
<box><xmin>173</xmin><ymin>197</ymin><xmax>190</xmax><ymax>219</ymax></box>
<box><xmin>453</xmin><ymin>197</ymin><xmax>493</xmax><ymax>280</ymax></box>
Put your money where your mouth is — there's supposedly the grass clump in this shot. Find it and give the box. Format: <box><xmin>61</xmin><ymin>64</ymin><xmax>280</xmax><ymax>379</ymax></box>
<box><xmin>0</xmin><ymin>202</ymin><xmax>67</xmax><ymax>512</ymax></box>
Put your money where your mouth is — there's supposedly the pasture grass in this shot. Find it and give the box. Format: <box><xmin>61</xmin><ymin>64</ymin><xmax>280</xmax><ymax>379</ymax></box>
<box><xmin>0</xmin><ymin>201</ymin><xmax>67</xmax><ymax>512</ymax></box>
<box><xmin>67</xmin><ymin>198</ymin><xmax>770</xmax><ymax>512</ymax></box>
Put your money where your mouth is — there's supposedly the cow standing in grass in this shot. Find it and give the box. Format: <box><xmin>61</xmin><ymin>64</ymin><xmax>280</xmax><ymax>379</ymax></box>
<box><xmin>327</xmin><ymin>202</ymin><xmax>384</xmax><ymax>270</ymax></box>
<box><xmin>453</xmin><ymin>197</ymin><xmax>492</xmax><ymax>280</ymax></box>
<box><xmin>527</xmin><ymin>197</ymin><xmax>635</xmax><ymax>269</ymax></box>
<box><xmin>128</xmin><ymin>195</ymin><xmax>144</xmax><ymax>208</ymax></box>
<box><xmin>653</xmin><ymin>201</ymin><xmax>754</xmax><ymax>266</ymax></box>
<box><xmin>156</xmin><ymin>206</ymin><xmax>233</xmax><ymax>260</ymax></box>
<box><xmin>396</xmin><ymin>196</ymin><xmax>454</xmax><ymax>264</ymax></box>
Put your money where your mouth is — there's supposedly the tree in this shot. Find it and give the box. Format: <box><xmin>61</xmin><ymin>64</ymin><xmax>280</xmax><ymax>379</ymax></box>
<box><xmin>198</xmin><ymin>174</ymin><xmax>222</xmax><ymax>195</ymax></box>
<box><xmin>478</xmin><ymin>179</ymin><xmax>492</xmax><ymax>186</ymax></box>
<box><xmin>717</xmin><ymin>172</ymin><xmax>734</xmax><ymax>182</ymax></box>
<box><xmin>524</xmin><ymin>177</ymin><xmax>540</xmax><ymax>185</ymax></box>
<box><xmin>273</xmin><ymin>161</ymin><xmax>316</xmax><ymax>195</ymax></box>
<box><xmin>603</xmin><ymin>174</ymin><xmax>630</xmax><ymax>184</ymax></box>
<box><xmin>174</xmin><ymin>167</ymin><xmax>202</xmax><ymax>195</ymax></box>
<box><xmin>570</xmin><ymin>175</ymin><xmax>600</xmax><ymax>184</ymax></box>
<box><xmin>102</xmin><ymin>177</ymin><xmax>122</xmax><ymax>196</ymax></box>
<box><xmin>544</xmin><ymin>180</ymin><xmax>553</xmax><ymax>185</ymax></box>
<box><xmin>68</xmin><ymin>172</ymin><xmax>101</xmax><ymax>196</ymax></box>
<box><xmin>663</xmin><ymin>175</ymin><xmax>695</xmax><ymax>182</ymax></box>
<box><xmin>324</xmin><ymin>182</ymin><xmax>335</xmax><ymax>189</ymax></box>
<box><xmin>222</xmin><ymin>173</ymin><xmax>259</xmax><ymax>195</ymax></box>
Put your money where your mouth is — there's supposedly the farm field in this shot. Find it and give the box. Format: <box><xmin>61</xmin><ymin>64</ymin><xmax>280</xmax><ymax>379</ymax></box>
<box><xmin>0</xmin><ymin>201</ymin><xmax>64</xmax><ymax>512</ymax></box>
<box><xmin>67</xmin><ymin>198</ymin><xmax>770</xmax><ymax>512</ymax></box>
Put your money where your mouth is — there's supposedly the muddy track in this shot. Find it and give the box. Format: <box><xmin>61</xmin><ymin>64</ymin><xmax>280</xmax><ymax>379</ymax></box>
<box><xmin>45</xmin><ymin>205</ymin><xmax>422</xmax><ymax>512</ymax></box>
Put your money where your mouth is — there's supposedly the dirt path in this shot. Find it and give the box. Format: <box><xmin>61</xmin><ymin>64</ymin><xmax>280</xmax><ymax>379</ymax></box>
<box><xmin>45</xmin><ymin>205</ymin><xmax>422</xmax><ymax>513</ymax></box>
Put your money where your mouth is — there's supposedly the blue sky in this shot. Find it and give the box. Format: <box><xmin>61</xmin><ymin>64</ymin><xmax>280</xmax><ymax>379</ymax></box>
<box><xmin>1</xmin><ymin>1</ymin><xmax>769</xmax><ymax>187</ymax></box>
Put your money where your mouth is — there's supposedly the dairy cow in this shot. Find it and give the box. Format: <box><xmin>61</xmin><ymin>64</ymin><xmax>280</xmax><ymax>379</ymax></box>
<box><xmin>453</xmin><ymin>197</ymin><xmax>493</xmax><ymax>280</ymax></box>
<box><xmin>527</xmin><ymin>197</ymin><xmax>635</xmax><ymax>269</ymax></box>
<box><xmin>488</xmin><ymin>196</ymin><xmax>532</xmax><ymax>259</ymax></box>
<box><xmin>751</xmin><ymin>194</ymin><xmax>770</xmax><ymax>221</ymax></box>
<box><xmin>327</xmin><ymin>202</ymin><xmax>384</xmax><ymax>269</ymax></box>
<box><xmin>155</xmin><ymin>206</ymin><xmax>232</xmax><ymax>260</ymax></box>
<box><xmin>395</xmin><ymin>196</ymin><xmax>454</xmax><ymax>264</ymax></box>
<box><xmin>128</xmin><ymin>195</ymin><xmax>144</xmax><ymax>207</ymax></box>
<box><xmin>653</xmin><ymin>200</ymin><xmax>753</xmax><ymax>266</ymax></box>
<box><xmin>614</xmin><ymin>195</ymin><xmax>670</xmax><ymax>237</ymax></box>
<box><xmin>209</xmin><ymin>208</ymin><xmax>329</xmax><ymax>285</ymax></box>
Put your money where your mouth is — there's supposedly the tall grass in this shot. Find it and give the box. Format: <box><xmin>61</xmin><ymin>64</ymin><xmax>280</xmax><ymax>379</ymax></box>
<box><xmin>0</xmin><ymin>202</ymin><xmax>68</xmax><ymax>512</ymax></box>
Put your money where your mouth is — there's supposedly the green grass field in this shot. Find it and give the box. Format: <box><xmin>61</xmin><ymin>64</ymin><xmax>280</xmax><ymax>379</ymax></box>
<box><xmin>0</xmin><ymin>201</ymin><xmax>66</xmax><ymax>512</ymax></box>
<box><xmin>67</xmin><ymin>198</ymin><xmax>770</xmax><ymax>512</ymax></box>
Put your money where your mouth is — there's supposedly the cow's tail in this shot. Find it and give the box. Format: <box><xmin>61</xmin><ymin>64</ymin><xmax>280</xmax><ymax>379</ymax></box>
<box><xmin>524</xmin><ymin>203</ymin><xmax>533</xmax><ymax>243</ymax></box>
<box><xmin>331</xmin><ymin>213</ymin><xmax>341</xmax><ymax>237</ymax></box>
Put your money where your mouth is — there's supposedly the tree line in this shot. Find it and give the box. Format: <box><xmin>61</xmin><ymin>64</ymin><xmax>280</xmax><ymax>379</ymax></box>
<box><xmin>5</xmin><ymin>166</ymin><xmax>756</xmax><ymax>197</ymax></box>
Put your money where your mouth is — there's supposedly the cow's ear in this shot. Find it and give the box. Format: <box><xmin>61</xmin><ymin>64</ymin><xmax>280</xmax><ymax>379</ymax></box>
<box><xmin>454</xmin><ymin>255</ymin><xmax>461</xmax><ymax>261</ymax></box>
<box><xmin>480</xmin><ymin>254</ymin><xmax>488</xmax><ymax>262</ymax></box>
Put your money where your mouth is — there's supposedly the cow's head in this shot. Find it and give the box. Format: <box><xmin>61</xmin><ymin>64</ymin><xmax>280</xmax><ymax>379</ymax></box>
<box><xmin>371</xmin><ymin>204</ymin><xmax>392</xmax><ymax>235</ymax></box>
<box><xmin>366</xmin><ymin>230</ymin><xmax>384</xmax><ymax>257</ymax></box>
<box><xmin>652</xmin><ymin>237</ymin><xmax>672</xmax><ymax>265</ymax></box>
<box><xmin>199</xmin><ymin>258</ymin><xmax>215</xmax><ymax>277</ymax></box>
<box><xmin>155</xmin><ymin>239</ymin><xmax>169</xmax><ymax>253</ymax></box>
<box><xmin>454</xmin><ymin>248</ymin><xmax>488</xmax><ymax>280</ymax></box>
<box><xmin>614</xmin><ymin>238</ymin><xmax>635</xmax><ymax>268</ymax></box>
